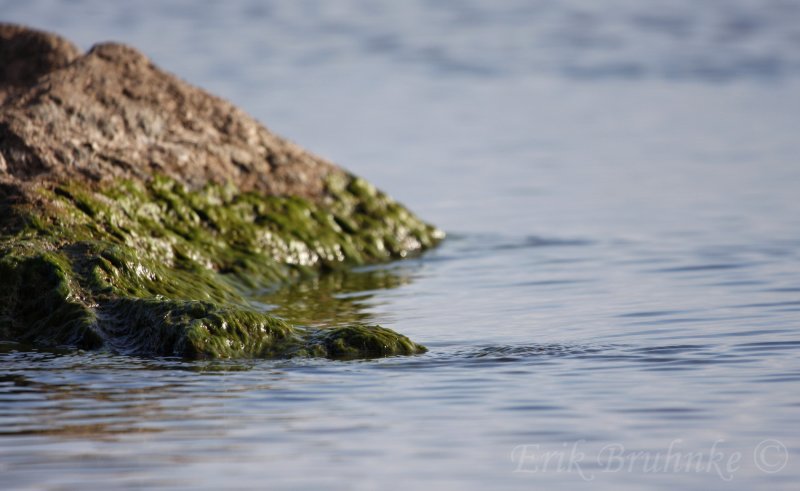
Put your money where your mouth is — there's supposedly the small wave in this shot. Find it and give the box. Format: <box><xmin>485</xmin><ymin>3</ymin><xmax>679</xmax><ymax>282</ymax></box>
<box><xmin>463</xmin><ymin>343</ymin><xmax>605</xmax><ymax>359</ymax></box>
<box><xmin>617</xmin><ymin>310</ymin><xmax>690</xmax><ymax>318</ymax></box>
<box><xmin>389</xmin><ymin>341</ymin><xmax>777</xmax><ymax>372</ymax></box>
<box><xmin>491</xmin><ymin>235</ymin><xmax>594</xmax><ymax>251</ymax></box>
<box><xmin>652</xmin><ymin>263</ymin><xmax>748</xmax><ymax>273</ymax></box>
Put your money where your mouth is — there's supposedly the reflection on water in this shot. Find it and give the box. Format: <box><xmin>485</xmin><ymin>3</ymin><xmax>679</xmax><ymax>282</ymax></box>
<box><xmin>0</xmin><ymin>372</ymin><xmax>168</xmax><ymax>439</ymax></box>
<box><xmin>252</xmin><ymin>264</ymin><xmax>416</xmax><ymax>329</ymax></box>
<box><xmin>0</xmin><ymin>347</ymin><xmax>245</xmax><ymax>440</ymax></box>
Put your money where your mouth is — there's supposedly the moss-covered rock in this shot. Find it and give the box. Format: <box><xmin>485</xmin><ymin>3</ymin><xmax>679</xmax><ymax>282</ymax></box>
<box><xmin>0</xmin><ymin>25</ymin><xmax>443</xmax><ymax>359</ymax></box>
<box><xmin>0</xmin><ymin>175</ymin><xmax>441</xmax><ymax>358</ymax></box>
<box><xmin>307</xmin><ymin>325</ymin><xmax>426</xmax><ymax>359</ymax></box>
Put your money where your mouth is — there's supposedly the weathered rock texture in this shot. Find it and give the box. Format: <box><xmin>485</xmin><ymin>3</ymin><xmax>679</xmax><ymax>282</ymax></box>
<box><xmin>1</xmin><ymin>24</ymin><xmax>336</xmax><ymax>198</ymax></box>
<box><xmin>0</xmin><ymin>24</ymin><xmax>443</xmax><ymax>359</ymax></box>
<box><xmin>0</xmin><ymin>24</ymin><xmax>80</xmax><ymax>104</ymax></box>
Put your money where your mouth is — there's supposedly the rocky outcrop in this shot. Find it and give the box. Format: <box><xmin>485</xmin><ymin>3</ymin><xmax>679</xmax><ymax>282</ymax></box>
<box><xmin>0</xmin><ymin>24</ymin><xmax>443</xmax><ymax>359</ymax></box>
<box><xmin>0</xmin><ymin>24</ymin><xmax>80</xmax><ymax>104</ymax></box>
<box><xmin>1</xmin><ymin>24</ymin><xmax>336</xmax><ymax>198</ymax></box>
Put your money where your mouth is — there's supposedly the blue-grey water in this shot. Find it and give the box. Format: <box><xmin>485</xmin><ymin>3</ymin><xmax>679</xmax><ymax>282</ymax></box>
<box><xmin>2</xmin><ymin>1</ymin><xmax>800</xmax><ymax>489</ymax></box>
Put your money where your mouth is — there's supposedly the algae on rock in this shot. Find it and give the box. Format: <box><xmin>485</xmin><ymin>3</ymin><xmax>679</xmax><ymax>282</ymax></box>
<box><xmin>0</xmin><ymin>24</ymin><xmax>443</xmax><ymax>359</ymax></box>
<box><xmin>0</xmin><ymin>174</ymin><xmax>442</xmax><ymax>358</ymax></box>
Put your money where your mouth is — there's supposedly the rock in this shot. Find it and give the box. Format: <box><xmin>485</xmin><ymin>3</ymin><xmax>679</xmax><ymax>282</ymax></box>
<box><xmin>0</xmin><ymin>24</ymin><xmax>443</xmax><ymax>359</ymax></box>
<box><xmin>0</xmin><ymin>24</ymin><xmax>80</xmax><ymax>104</ymax></box>
<box><xmin>1</xmin><ymin>24</ymin><xmax>333</xmax><ymax>198</ymax></box>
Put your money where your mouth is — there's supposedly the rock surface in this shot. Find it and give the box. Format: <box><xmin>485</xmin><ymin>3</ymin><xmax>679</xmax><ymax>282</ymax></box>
<box><xmin>0</xmin><ymin>24</ymin><xmax>442</xmax><ymax>359</ymax></box>
<box><xmin>0</xmin><ymin>24</ymin><xmax>336</xmax><ymax>198</ymax></box>
<box><xmin>0</xmin><ymin>24</ymin><xmax>80</xmax><ymax>104</ymax></box>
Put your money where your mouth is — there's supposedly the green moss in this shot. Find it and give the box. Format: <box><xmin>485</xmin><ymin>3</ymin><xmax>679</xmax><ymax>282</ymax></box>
<box><xmin>0</xmin><ymin>249</ymin><xmax>102</xmax><ymax>349</ymax></box>
<box><xmin>99</xmin><ymin>298</ymin><xmax>302</xmax><ymax>358</ymax></box>
<box><xmin>0</xmin><ymin>173</ymin><xmax>442</xmax><ymax>359</ymax></box>
<box><xmin>307</xmin><ymin>325</ymin><xmax>427</xmax><ymax>359</ymax></box>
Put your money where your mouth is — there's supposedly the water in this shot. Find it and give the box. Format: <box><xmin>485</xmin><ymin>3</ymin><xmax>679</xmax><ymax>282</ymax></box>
<box><xmin>2</xmin><ymin>1</ymin><xmax>800</xmax><ymax>489</ymax></box>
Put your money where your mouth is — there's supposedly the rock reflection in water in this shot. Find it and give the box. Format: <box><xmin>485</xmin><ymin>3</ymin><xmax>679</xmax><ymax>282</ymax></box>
<box><xmin>0</xmin><ymin>347</ymin><xmax>262</xmax><ymax>440</ymax></box>
<box><xmin>252</xmin><ymin>264</ymin><xmax>417</xmax><ymax>329</ymax></box>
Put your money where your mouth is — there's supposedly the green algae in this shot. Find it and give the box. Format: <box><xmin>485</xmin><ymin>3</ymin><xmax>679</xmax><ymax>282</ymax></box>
<box><xmin>308</xmin><ymin>325</ymin><xmax>425</xmax><ymax>359</ymax></box>
<box><xmin>0</xmin><ymin>174</ymin><xmax>442</xmax><ymax>359</ymax></box>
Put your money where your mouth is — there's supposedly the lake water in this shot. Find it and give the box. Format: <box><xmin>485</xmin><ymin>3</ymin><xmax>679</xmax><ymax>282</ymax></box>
<box><xmin>2</xmin><ymin>1</ymin><xmax>800</xmax><ymax>489</ymax></box>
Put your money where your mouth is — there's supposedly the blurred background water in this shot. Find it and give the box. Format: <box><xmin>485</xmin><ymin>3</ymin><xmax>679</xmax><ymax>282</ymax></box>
<box><xmin>1</xmin><ymin>1</ymin><xmax>800</xmax><ymax>489</ymax></box>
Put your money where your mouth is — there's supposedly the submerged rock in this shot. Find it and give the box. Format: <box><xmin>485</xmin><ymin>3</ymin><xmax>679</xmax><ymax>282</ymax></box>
<box><xmin>0</xmin><ymin>24</ymin><xmax>443</xmax><ymax>359</ymax></box>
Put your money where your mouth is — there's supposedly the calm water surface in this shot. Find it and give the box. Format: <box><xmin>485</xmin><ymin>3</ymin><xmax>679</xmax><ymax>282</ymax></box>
<box><xmin>2</xmin><ymin>1</ymin><xmax>800</xmax><ymax>489</ymax></box>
